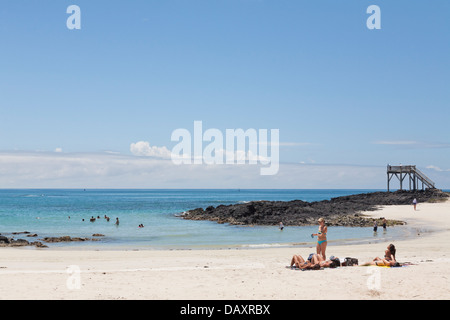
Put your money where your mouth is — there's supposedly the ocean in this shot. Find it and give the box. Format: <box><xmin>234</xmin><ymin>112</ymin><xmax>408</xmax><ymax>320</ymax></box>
<box><xmin>0</xmin><ymin>189</ymin><xmax>416</xmax><ymax>250</ymax></box>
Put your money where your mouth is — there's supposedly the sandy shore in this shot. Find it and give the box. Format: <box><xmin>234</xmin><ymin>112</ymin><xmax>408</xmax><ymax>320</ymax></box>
<box><xmin>1</xmin><ymin>199</ymin><xmax>449</xmax><ymax>300</ymax></box>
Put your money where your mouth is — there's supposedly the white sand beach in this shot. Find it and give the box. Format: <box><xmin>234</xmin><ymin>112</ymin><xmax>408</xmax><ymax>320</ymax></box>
<box><xmin>1</xmin><ymin>199</ymin><xmax>449</xmax><ymax>300</ymax></box>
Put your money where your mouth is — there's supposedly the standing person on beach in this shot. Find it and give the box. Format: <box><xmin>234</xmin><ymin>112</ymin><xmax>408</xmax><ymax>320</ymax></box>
<box><xmin>312</xmin><ymin>218</ymin><xmax>328</xmax><ymax>260</ymax></box>
<box><xmin>413</xmin><ymin>198</ymin><xmax>417</xmax><ymax>211</ymax></box>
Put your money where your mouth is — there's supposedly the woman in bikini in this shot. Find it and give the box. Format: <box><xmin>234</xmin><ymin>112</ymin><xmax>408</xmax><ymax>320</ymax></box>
<box><xmin>363</xmin><ymin>244</ymin><xmax>398</xmax><ymax>267</ymax></box>
<box><xmin>310</xmin><ymin>253</ymin><xmax>340</xmax><ymax>268</ymax></box>
<box><xmin>380</xmin><ymin>243</ymin><xmax>397</xmax><ymax>266</ymax></box>
<box><xmin>312</xmin><ymin>218</ymin><xmax>328</xmax><ymax>260</ymax></box>
<box><xmin>290</xmin><ymin>254</ymin><xmax>319</xmax><ymax>270</ymax></box>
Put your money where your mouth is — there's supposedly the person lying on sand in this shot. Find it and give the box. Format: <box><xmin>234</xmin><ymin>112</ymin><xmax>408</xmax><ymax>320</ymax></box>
<box><xmin>310</xmin><ymin>253</ymin><xmax>341</xmax><ymax>268</ymax></box>
<box><xmin>362</xmin><ymin>244</ymin><xmax>400</xmax><ymax>267</ymax></box>
<box><xmin>290</xmin><ymin>255</ymin><xmax>320</xmax><ymax>270</ymax></box>
<box><xmin>361</xmin><ymin>258</ymin><xmax>391</xmax><ymax>267</ymax></box>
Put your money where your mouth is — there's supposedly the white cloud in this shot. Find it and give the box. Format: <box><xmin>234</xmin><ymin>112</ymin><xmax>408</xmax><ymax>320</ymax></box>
<box><xmin>210</xmin><ymin>148</ymin><xmax>269</xmax><ymax>163</ymax></box>
<box><xmin>130</xmin><ymin>141</ymin><xmax>172</xmax><ymax>159</ymax></box>
<box><xmin>54</xmin><ymin>148</ymin><xmax>63</xmax><ymax>153</ymax></box>
<box><xmin>254</xmin><ymin>141</ymin><xmax>314</xmax><ymax>147</ymax></box>
<box><xmin>130</xmin><ymin>141</ymin><xmax>270</xmax><ymax>164</ymax></box>
<box><xmin>374</xmin><ymin>140</ymin><xmax>417</xmax><ymax>145</ymax></box>
<box><xmin>426</xmin><ymin>165</ymin><xmax>450</xmax><ymax>172</ymax></box>
<box><xmin>1</xmin><ymin>151</ymin><xmax>448</xmax><ymax>189</ymax></box>
<box><xmin>374</xmin><ymin>140</ymin><xmax>450</xmax><ymax>149</ymax></box>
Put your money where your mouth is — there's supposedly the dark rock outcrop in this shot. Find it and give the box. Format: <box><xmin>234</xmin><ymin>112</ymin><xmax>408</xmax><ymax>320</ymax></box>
<box><xmin>42</xmin><ymin>236</ymin><xmax>99</xmax><ymax>243</ymax></box>
<box><xmin>0</xmin><ymin>236</ymin><xmax>10</xmax><ymax>244</ymax></box>
<box><xmin>0</xmin><ymin>237</ymin><xmax>48</xmax><ymax>248</ymax></box>
<box><xmin>9</xmin><ymin>239</ymin><xmax>30</xmax><ymax>246</ymax></box>
<box><xmin>180</xmin><ymin>189</ymin><xmax>449</xmax><ymax>227</ymax></box>
<box><xmin>0</xmin><ymin>234</ymin><xmax>102</xmax><ymax>248</ymax></box>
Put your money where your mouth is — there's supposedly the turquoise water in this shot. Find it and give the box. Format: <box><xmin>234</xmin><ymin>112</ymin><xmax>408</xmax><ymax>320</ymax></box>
<box><xmin>0</xmin><ymin>189</ymin><xmax>412</xmax><ymax>250</ymax></box>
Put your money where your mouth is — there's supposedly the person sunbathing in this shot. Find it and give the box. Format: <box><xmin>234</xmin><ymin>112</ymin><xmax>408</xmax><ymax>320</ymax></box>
<box><xmin>384</xmin><ymin>244</ymin><xmax>396</xmax><ymax>263</ymax></box>
<box><xmin>290</xmin><ymin>254</ymin><xmax>320</xmax><ymax>270</ymax></box>
<box><xmin>362</xmin><ymin>244</ymin><xmax>399</xmax><ymax>267</ymax></box>
<box><xmin>310</xmin><ymin>253</ymin><xmax>340</xmax><ymax>268</ymax></box>
<box><xmin>362</xmin><ymin>257</ymin><xmax>393</xmax><ymax>267</ymax></box>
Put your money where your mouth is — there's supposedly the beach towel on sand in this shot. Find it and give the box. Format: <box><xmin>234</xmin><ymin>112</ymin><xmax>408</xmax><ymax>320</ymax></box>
<box><xmin>361</xmin><ymin>262</ymin><xmax>416</xmax><ymax>268</ymax></box>
<box><xmin>286</xmin><ymin>265</ymin><xmax>323</xmax><ymax>271</ymax></box>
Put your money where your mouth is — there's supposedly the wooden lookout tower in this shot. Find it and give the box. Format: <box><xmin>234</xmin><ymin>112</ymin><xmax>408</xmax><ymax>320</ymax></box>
<box><xmin>387</xmin><ymin>165</ymin><xmax>435</xmax><ymax>192</ymax></box>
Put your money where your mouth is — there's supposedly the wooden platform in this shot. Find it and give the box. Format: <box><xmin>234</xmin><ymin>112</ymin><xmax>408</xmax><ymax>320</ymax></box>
<box><xmin>387</xmin><ymin>165</ymin><xmax>435</xmax><ymax>191</ymax></box>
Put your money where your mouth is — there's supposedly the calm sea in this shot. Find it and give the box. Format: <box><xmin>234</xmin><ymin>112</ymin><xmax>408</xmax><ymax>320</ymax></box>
<box><xmin>0</xmin><ymin>189</ymin><xmax>416</xmax><ymax>250</ymax></box>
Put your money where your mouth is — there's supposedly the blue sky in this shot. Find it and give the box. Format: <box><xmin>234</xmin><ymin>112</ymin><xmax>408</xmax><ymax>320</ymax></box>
<box><xmin>0</xmin><ymin>1</ymin><xmax>449</xmax><ymax>188</ymax></box>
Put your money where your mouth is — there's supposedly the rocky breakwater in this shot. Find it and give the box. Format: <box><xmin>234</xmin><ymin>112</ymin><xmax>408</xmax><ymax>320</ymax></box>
<box><xmin>180</xmin><ymin>189</ymin><xmax>449</xmax><ymax>227</ymax></box>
